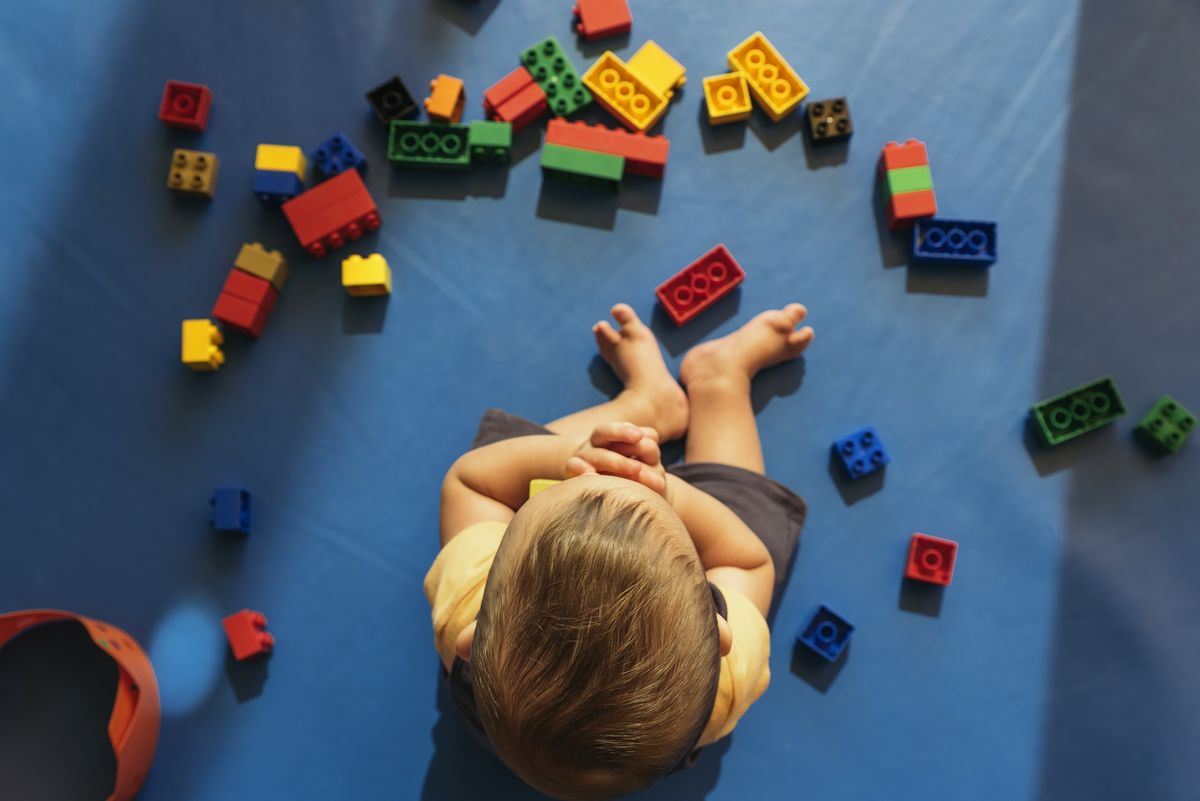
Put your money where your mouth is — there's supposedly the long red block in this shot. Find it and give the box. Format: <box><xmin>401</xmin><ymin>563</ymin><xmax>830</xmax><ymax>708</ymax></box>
<box><xmin>483</xmin><ymin>66</ymin><xmax>547</xmax><ymax>132</ymax></box>
<box><xmin>878</xmin><ymin>139</ymin><xmax>929</xmax><ymax>172</ymax></box>
<box><xmin>282</xmin><ymin>170</ymin><xmax>381</xmax><ymax>259</ymax></box>
<box><xmin>545</xmin><ymin>118</ymin><xmax>669</xmax><ymax>178</ymax></box>
<box><xmin>573</xmin><ymin>0</ymin><xmax>632</xmax><ymax>40</ymax></box>
<box><xmin>886</xmin><ymin>188</ymin><xmax>937</xmax><ymax>230</ymax></box>
<box><xmin>222</xmin><ymin>609</ymin><xmax>274</xmax><ymax>661</ymax></box>
<box><xmin>905</xmin><ymin>533</ymin><xmax>958</xmax><ymax>586</ymax></box>
<box><xmin>656</xmin><ymin>244</ymin><xmax>746</xmax><ymax>326</ymax></box>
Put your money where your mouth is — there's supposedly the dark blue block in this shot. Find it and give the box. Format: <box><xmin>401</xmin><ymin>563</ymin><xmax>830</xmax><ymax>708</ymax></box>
<box><xmin>311</xmin><ymin>132</ymin><xmax>367</xmax><ymax>179</ymax></box>
<box><xmin>798</xmin><ymin>605</ymin><xmax>854</xmax><ymax>662</ymax></box>
<box><xmin>911</xmin><ymin>218</ymin><xmax>997</xmax><ymax>265</ymax></box>
<box><xmin>210</xmin><ymin>486</ymin><xmax>252</xmax><ymax>533</ymax></box>
<box><xmin>252</xmin><ymin>169</ymin><xmax>303</xmax><ymax>203</ymax></box>
<box><xmin>833</xmin><ymin>425</ymin><xmax>890</xmax><ymax>479</ymax></box>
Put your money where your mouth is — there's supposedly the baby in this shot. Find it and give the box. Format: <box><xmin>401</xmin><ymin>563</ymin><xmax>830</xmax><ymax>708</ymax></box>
<box><xmin>426</xmin><ymin>303</ymin><xmax>813</xmax><ymax>800</ymax></box>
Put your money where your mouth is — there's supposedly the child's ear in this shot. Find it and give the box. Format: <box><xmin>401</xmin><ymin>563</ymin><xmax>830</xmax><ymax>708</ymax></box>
<box><xmin>455</xmin><ymin>620</ymin><xmax>478</xmax><ymax>662</ymax></box>
<box><xmin>716</xmin><ymin>614</ymin><xmax>732</xmax><ymax>657</ymax></box>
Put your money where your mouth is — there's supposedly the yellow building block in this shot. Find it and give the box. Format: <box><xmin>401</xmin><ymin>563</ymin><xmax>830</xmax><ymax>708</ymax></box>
<box><xmin>627</xmin><ymin>40</ymin><xmax>686</xmax><ymax>101</ymax></box>
<box><xmin>341</xmin><ymin>254</ymin><xmax>392</xmax><ymax>296</ymax></box>
<box><xmin>582</xmin><ymin>51</ymin><xmax>669</xmax><ymax>132</ymax></box>
<box><xmin>702</xmin><ymin>73</ymin><xmax>752</xmax><ymax>124</ymax></box>
<box><xmin>254</xmin><ymin>144</ymin><xmax>306</xmax><ymax>181</ymax></box>
<box><xmin>234</xmin><ymin>242</ymin><xmax>288</xmax><ymax>291</ymax></box>
<box><xmin>424</xmin><ymin>74</ymin><xmax>465</xmax><ymax>123</ymax></box>
<box><xmin>166</xmin><ymin>149</ymin><xmax>219</xmax><ymax>198</ymax></box>
<box><xmin>727</xmin><ymin>32</ymin><xmax>809</xmax><ymax>121</ymax></box>
<box><xmin>529</xmin><ymin>479</ymin><xmax>561</xmax><ymax>498</ymax></box>
<box><xmin>181</xmin><ymin>319</ymin><xmax>224</xmax><ymax>371</ymax></box>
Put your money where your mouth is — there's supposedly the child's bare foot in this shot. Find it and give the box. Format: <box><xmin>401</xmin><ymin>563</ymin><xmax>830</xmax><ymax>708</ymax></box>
<box><xmin>593</xmin><ymin>304</ymin><xmax>689</xmax><ymax>440</ymax></box>
<box><xmin>679</xmin><ymin>305</ymin><xmax>814</xmax><ymax>391</ymax></box>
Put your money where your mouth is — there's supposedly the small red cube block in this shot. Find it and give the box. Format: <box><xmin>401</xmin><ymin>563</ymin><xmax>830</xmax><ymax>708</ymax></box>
<box><xmin>159</xmin><ymin>80</ymin><xmax>212</xmax><ymax>131</ymax></box>
<box><xmin>222</xmin><ymin>609</ymin><xmax>274</xmax><ymax>660</ymax></box>
<box><xmin>212</xmin><ymin>269</ymin><xmax>279</xmax><ymax>337</ymax></box>
<box><xmin>905</xmin><ymin>533</ymin><xmax>958</xmax><ymax>586</ymax></box>
<box><xmin>655</xmin><ymin>244</ymin><xmax>746</xmax><ymax>326</ymax></box>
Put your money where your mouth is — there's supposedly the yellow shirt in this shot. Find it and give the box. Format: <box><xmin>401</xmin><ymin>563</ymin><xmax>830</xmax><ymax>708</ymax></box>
<box><xmin>424</xmin><ymin>521</ymin><xmax>771</xmax><ymax>745</ymax></box>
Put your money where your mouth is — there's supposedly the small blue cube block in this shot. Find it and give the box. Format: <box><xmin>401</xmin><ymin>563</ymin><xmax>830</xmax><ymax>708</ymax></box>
<box><xmin>797</xmin><ymin>605</ymin><xmax>854</xmax><ymax>662</ymax></box>
<box><xmin>311</xmin><ymin>132</ymin><xmax>367</xmax><ymax>179</ymax></box>
<box><xmin>252</xmin><ymin>169</ymin><xmax>304</xmax><ymax>203</ymax></box>
<box><xmin>833</xmin><ymin>425</ymin><xmax>890</xmax><ymax>479</ymax></box>
<box><xmin>210</xmin><ymin>487</ymin><xmax>252</xmax><ymax>533</ymax></box>
<box><xmin>912</xmin><ymin>218</ymin><xmax>997</xmax><ymax>266</ymax></box>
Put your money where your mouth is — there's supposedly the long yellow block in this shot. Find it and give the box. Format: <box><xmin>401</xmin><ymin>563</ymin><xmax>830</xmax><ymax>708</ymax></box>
<box><xmin>727</xmin><ymin>32</ymin><xmax>808</xmax><ymax>121</ymax></box>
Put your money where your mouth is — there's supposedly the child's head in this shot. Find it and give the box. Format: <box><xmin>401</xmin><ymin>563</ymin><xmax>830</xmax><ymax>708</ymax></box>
<box><xmin>471</xmin><ymin>473</ymin><xmax>720</xmax><ymax>800</ymax></box>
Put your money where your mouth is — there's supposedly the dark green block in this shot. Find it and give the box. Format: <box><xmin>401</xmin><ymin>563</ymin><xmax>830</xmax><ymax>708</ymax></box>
<box><xmin>540</xmin><ymin>143</ymin><xmax>623</xmax><ymax>190</ymax></box>
<box><xmin>468</xmin><ymin>121</ymin><xmax>513</xmax><ymax>163</ymax></box>
<box><xmin>885</xmin><ymin>165</ymin><xmax>933</xmax><ymax>196</ymax></box>
<box><xmin>387</xmin><ymin>121</ymin><xmax>471</xmax><ymax>169</ymax></box>
<box><xmin>1136</xmin><ymin>394</ymin><xmax>1196</xmax><ymax>453</ymax></box>
<box><xmin>520</xmin><ymin>37</ymin><xmax>592</xmax><ymax>117</ymax></box>
<box><xmin>1031</xmin><ymin>376</ymin><xmax>1127</xmax><ymax>446</ymax></box>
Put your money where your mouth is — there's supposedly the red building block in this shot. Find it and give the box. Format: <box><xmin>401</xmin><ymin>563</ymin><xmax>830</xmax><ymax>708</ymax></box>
<box><xmin>212</xmin><ymin>269</ymin><xmax>279</xmax><ymax>338</ymax></box>
<box><xmin>159</xmin><ymin>80</ymin><xmax>212</xmax><ymax>131</ymax></box>
<box><xmin>222</xmin><ymin>609</ymin><xmax>274</xmax><ymax>661</ymax></box>
<box><xmin>886</xmin><ymin>188</ymin><xmax>938</xmax><ymax>230</ymax></box>
<box><xmin>545</xmin><ymin>118</ymin><xmax>669</xmax><ymax>178</ymax></box>
<box><xmin>905</xmin><ymin>533</ymin><xmax>958</xmax><ymax>586</ymax></box>
<box><xmin>573</xmin><ymin>0</ymin><xmax>632</xmax><ymax>40</ymax></box>
<box><xmin>656</xmin><ymin>244</ymin><xmax>746</xmax><ymax>326</ymax></box>
<box><xmin>483</xmin><ymin>66</ymin><xmax>548</xmax><ymax>132</ymax></box>
<box><xmin>281</xmin><ymin>170</ymin><xmax>381</xmax><ymax>259</ymax></box>
<box><xmin>878</xmin><ymin>139</ymin><xmax>929</xmax><ymax>172</ymax></box>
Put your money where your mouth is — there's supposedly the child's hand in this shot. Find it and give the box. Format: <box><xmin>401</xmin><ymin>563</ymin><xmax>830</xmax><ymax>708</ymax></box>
<box><xmin>564</xmin><ymin>422</ymin><xmax>668</xmax><ymax>497</ymax></box>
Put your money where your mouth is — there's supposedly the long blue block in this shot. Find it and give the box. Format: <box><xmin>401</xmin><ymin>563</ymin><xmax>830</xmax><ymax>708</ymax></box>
<box><xmin>833</xmin><ymin>425</ymin><xmax>890</xmax><ymax>480</ymax></box>
<box><xmin>912</xmin><ymin>218</ymin><xmax>997</xmax><ymax>265</ymax></box>
<box><xmin>252</xmin><ymin>169</ymin><xmax>303</xmax><ymax>203</ymax></box>
<box><xmin>797</xmin><ymin>605</ymin><xmax>854</xmax><ymax>662</ymax></box>
<box><xmin>210</xmin><ymin>486</ymin><xmax>252</xmax><ymax>533</ymax></box>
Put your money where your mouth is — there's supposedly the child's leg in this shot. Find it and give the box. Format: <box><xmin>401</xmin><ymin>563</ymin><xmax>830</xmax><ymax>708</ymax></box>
<box><xmin>544</xmin><ymin>304</ymin><xmax>689</xmax><ymax>442</ymax></box>
<box><xmin>679</xmin><ymin>305</ymin><xmax>813</xmax><ymax>474</ymax></box>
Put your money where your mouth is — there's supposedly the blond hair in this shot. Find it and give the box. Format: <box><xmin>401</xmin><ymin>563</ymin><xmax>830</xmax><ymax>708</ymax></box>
<box><xmin>472</xmin><ymin>490</ymin><xmax>719</xmax><ymax>800</ymax></box>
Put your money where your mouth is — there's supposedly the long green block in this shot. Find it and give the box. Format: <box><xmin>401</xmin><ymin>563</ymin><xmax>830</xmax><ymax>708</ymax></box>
<box><xmin>387</xmin><ymin>121</ymin><xmax>471</xmax><ymax>169</ymax></box>
<box><xmin>886</xmin><ymin>165</ymin><xmax>933</xmax><ymax>196</ymax></box>
<box><xmin>1031</xmin><ymin>376</ymin><xmax>1126</xmax><ymax>446</ymax></box>
<box><xmin>521</xmin><ymin>37</ymin><xmax>592</xmax><ymax>117</ymax></box>
<box><xmin>468</xmin><ymin>121</ymin><xmax>513</xmax><ymax>163</ymax></box>
<box><xmin>1137</xmin><ymin>394</ymin><xmax>1195</xmax><ymax>453</ymax></box>
<box><xmin>540</xmin><ymin>143</ymin><xmax>623</xmax><ymax>190</ymax></box>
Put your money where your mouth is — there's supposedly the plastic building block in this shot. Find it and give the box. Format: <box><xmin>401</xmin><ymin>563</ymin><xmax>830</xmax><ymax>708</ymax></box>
<box><xmin>254</xmin><ymin>144</ymin><xmax>305</xmax><ymax>181</ymax></box>
<box><xmin>311</xmin><ymin>132</ymin><xmax>366</xmax><ymax>179</ymax></box>
<box><xmin>529</xmin><ymin>479</ymin><xmax>561</xmax><ymax>498</ymax></box>
<box><xmin>886</xmin><ymin>165</ymin><xmax>934</xmax><ymax>196</ymax></box>
<box><xmin>702</xmin><ymin>73</ymin><xmax>752</xmax><ymax>125</ymax></box>
<box><xmin>655</xmin><ymin>244</ymin><xmax>746</xmax><ymax>326</ymax></box>
<box><xmin>1031</xmin><ymin>376</ymin><xmax>1127</xmax><ymax>446</ymax></box>
<box><xmin>912</xmin><ymin>219</ymin><xmax>997</xmax><ymax>266</ymax></box>
<box><xmin>483</xmin><ymin>66</ymin><xmax>548</xmax><ymax>131</ymax></box>
<box><xmin>467</xmin><ymin>120</ymin><xmax>513</xmax><ymax>163</ymax></box>
<box><xmin>1137</xmin><ymin>395</ymin><xmax>1196</xmax><ymax>453</ymax></box>
<box><xmin>573</xmin><ymin>0</ymin><xmax>632</xmax><ymax>40</ymax></box>
<box><xmin>905</xmin><ymin>533</ymin><xmax>958</xmax><ymax>586</ymax></box>
<box><xmin>234</xmin><ymin>242</ymin><xmax>288</xmax><ymax>290</ymax></box>
<box><xmin>252</xmin><ymin>169</ymin><xmax>304</xmax><ymax>203</ymax></box>
<box><xmin>181</xmin><ymin>319</ymin><xmax>224</xmax><ymax>372</ymax></box>
<box><xmin>212</xmin><ymin>269</ymin><xmax>279</xmax><ymax>338</ymax></box>
<box><xmin>807</xmin><ymin>97</ymin><xmax>853</xmax><ymax>144</ymax></box>
<box><xmin>210</xmin><ymin>487</ymin><xmax>251</xmax><ymax>533</ymax></box>
<box><xmin>878</xmin><ymin>140</ymin><xmax>938</xmax><ymax>229</ymax></box>
<box><xmin>879</xmin><ymin>139</ymin><xmax>929</xmax><ymax>171</ymax></box>
<box><xmin>887</xmin><ymin>190</ymin><xmax>937</xmax><ymax>229</ymax></box>
<box><xmin>159</xmin><ymin>80</ymin><xmax>212</xmax><ymax>131</ymax></box>
<box><xmin>626</xmin><ymin>40</ymin><xmax>686</xmax><ymax>100</ymax></box>
<box><xmin>544</xmin><ymin>118</ymin><xmax>669</xmax><ymax>177</ymax></box>
<box><xmin>425</xmin><ymin>74</ymin><xmax>466</xmax><ymax>123</ymax></box>
<box><xmin>366</xmin><ymin>75</ymin><xmax>418</xmax><ymax>123</ymax></box>
<box><xmin>797</xmin><ymin>605</ymin><xmax>853</xmax><ymax>662</ymax></box>
<box><xmin>281</xmin><ymin>169</ymin><xmax>381</xmax><ymax>259</ymax></box>
<box><xmin>222</xmin><ymin>610</ymin><xmax>273</xmax><ymax>661</ymax></box>
<box><xmin>342</xmin><ymin>254</ymin><xmax>392</xmax><ymax>296</ymax></box>
<box><xmin>387</xmin><ymin>121</ymin><xmax>471</xmax><ymax>169</ymax></box>
<box><xmin>540</xmin><ymin>143</ymin><xmax>624</xmax><ymax>190</ymax></box>
<box><xmin>520</xmin><ymin>37</ymin><xmax>592</xmax><ymax>117</ymax></box>
<box><xmin>583</xmin><ymin>51</ymin><xmax>669</xmax><ymax>132</ymax></box>
<box><xmin>166</xmin><ymin>149</ymin><xmax>219</xmax><ymax>198</ymax></box>
<box><xmin>727</xmin><ymin>32</ymin><xmax>808</xmax><ymax>121</ymax></box>
<box><xmin>833</xmin><ymin>426</ymin><xmax>890</xmax><ymax>479</ymax></box>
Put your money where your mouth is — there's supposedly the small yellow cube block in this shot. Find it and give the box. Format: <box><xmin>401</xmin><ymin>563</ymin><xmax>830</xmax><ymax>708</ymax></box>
<box><xmin>254</xmin><ymin>144</ymin><xmax>307</xmax><ymax>181</ymax></box>
<box><xmin>181</xmin><ymin>319</ymin><xmax>224</xmax><ymax>371</ymax></box>
<box><xmin>627</xmin><ymin>40</ymin><xmax>687</xmax><ymax>100</ymax></box>
<box><xmin>167</xmin><ymin>149</ymin><xmax>219</xmax><ymax>198</ymax></box>
<box><xmin>529</xmin><ymin>479</ymin><xmax>561</xmax><ymax>498</ymax></box>
<box><xmin>703</xmin><ymin>73</ymin><xmax>752</xmax><ymax>124</ymax></box>
<box><xmin>342</xmin><ymin>254</ymin><xmax>392</xmax><ymax>296</ymax></box>
<box><xmin>727</xmin><ymin>31</ymin><xmax>808</xmax><ymax>121</ymax></box>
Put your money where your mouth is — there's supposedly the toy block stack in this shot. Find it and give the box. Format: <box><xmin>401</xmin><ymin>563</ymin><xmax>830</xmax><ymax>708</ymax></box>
<box><xmin>254</xmin><ymin>144</ymin><xmax>306</xmax><ymax>203</ymax></box>
<box><xmin>582</xmin><ymin>40</ymin><xmax>684</xmax><ymax>132</ymax></box>
<box><xmin>425</xmin><ymin>74</ymin><xmax>466</xmax><ymax>123</ymax></box>
<box><xmin>542</xmin><ymin>118</ymin><xmax>669</xmax><ymax>184</ymax></box>
<box><xmin>211</xmin><ymin>243</ymin><xmax>288</xmax><ymax>338</ymax></box>
<box><xmin>482</xmin><ymin>37</ymin><xmax>591</xmax><ymax>131</ymax></box>
<box><xmin>878</xmin><ymin>139</ymin><xmax>936</xmax><ymax>229</ymax></box>
<box><xmin>281</xmin><ymin>169</ymin><xmax>380</xmax><ymax>258</ymax></box>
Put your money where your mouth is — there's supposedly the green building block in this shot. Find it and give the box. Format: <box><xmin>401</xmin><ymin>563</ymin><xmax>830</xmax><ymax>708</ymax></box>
<box><xmin>540</xmin><ymin>143</ymin><xmax>623</xmax><ymax>190</ymax></box>
<box><xmin>520</xmin><ymin>37</ymin><xmax>592</xmax><ymax>117</ymax></box>
<box><xmin>467</xmin><ymin>121</ymin><xmax>513</xmax><ymax>163</ymax></box>
<box><xmin>1031</xmin><ymin>376</ymin><xmax>1127</xmax><ymax>446</ymax></box>
<box><xmin>387</xmin><ymin>121</ymin><xmax>471</xmax><ymax>169</ymax></box>
<box><xmin>1136</xmin><ymin>394</ymin><xmax>1196</xmax><ymax>453</ymax></box>
<box><xmin>885</xmin><ymin>165</ymin><xmax>934</xmax><ymax>196</ymax></box>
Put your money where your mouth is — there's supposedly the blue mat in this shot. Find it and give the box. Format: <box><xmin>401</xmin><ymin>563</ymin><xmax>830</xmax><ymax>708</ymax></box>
<box><xmin>1</xmin><ymin>1</ymin><xmax>1198</xmax><ymax>799</ymax></box>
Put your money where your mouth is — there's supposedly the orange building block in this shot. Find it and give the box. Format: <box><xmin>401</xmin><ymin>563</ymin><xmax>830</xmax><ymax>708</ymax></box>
<box><xmin>425</xmin><ymin>74</ymin><xmax>465</xmax><ymax>123</ymax></box>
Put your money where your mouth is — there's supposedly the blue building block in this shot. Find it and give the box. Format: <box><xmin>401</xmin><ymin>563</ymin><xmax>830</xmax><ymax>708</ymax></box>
<box><xmin>311</xmin><ymin>132</ymin><xmax>367</xmax><ymax>179</ymax></box>
<box><xmin>210</xmin><ymin>487</ymin><xmax>252</xmax><ymax>533</ymax></box>
<box><xmin>252</xmin><ymin>169</ymin><xmax>304</xmax><ymax>203</ymax></box>
<box><xmin>833</xmin><ymin>425</ymin><xmax>890</xmax><ymax>479</ymax></box>
<box><xmin>797</xmin><ymin>605</ymin><xmax>854</xmax><ymax>662</ymax></box>
<box><xmin>911</xmin><ymin>218</ymin><xmax>997</xmax><ymax>266</ymax></box>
